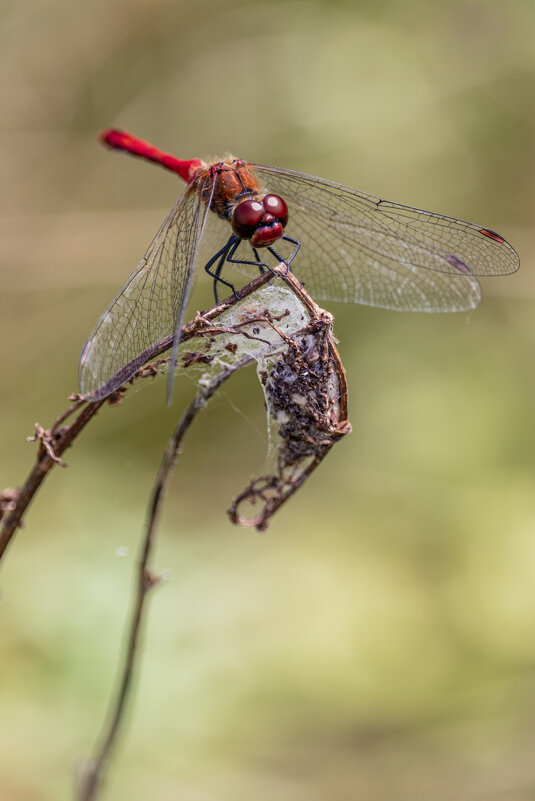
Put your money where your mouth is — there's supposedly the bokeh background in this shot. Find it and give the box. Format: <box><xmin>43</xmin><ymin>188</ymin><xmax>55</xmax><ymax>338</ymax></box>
<box><xmin>1</xmin><ymin>1</ymin><xmax>535</xmax><ymax>799</ymax></box>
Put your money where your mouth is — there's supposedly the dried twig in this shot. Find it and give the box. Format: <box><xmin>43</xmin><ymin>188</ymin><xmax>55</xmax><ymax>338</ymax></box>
<box><xmin>76</xmin><ymin>353</ymin><xmax>252</xmax><ymax>801</ymax></box>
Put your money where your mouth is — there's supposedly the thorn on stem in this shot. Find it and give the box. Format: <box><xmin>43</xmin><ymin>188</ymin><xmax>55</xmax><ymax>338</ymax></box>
<box><xmin>27</xmin><ymin>423</ymin><xmax>67</xmax><ymax>467</ymax></box>
<box><xmin>0</xmin><ymin>487</ymin><xmax>20</xmax><ymax>522</ymax></box>
<box><xmin>142</xmin><ymin>569</ymin><xmax>161</xmax><ymax>592</ymax></box>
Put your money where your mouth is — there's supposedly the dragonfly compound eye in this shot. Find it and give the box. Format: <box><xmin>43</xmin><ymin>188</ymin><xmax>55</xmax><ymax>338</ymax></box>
<box><xmin>263</xmin><ymin>194</ymin><xmax>288</xmax><ymax>228</ymax></box>
<box><xmin>231</xmin><ymin>199</ymin><xmax>264</xmax><ymax>239</ymax></box>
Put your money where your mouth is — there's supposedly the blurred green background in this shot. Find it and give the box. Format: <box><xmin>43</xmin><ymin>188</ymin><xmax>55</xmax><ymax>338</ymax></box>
<box><xmin>1</xmin><ymin>1</ymin><xmax>535</xmax><ymax>799</ymax></box>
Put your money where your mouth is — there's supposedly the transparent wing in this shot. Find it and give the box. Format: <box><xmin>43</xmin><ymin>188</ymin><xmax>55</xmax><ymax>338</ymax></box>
<box><xmin>79</xmin><ymin>178</ymin><xmax>212</xmax><ymax>400</ymax></box>
<box><xmin>251</xmin><ymin>163</ymin><xmax>519</xmax><ymax>313</ymax></box>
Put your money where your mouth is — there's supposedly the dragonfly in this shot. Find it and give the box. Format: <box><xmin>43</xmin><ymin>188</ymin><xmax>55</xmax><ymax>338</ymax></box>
<box><xmin>79</xmin><ymin>129</ymin><xmax>519</xmax><ymax>402</ymax></box>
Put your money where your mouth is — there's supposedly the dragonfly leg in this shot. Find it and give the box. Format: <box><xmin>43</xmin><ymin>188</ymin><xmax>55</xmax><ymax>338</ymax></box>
<box><xmin>281</xmin><ymin>235</ymin><xmax>301</xmax><ymax>266</ymax></box>
<box><xmin>267</xmin><ymin>246</ymin><xmax>289</xmax><ymax>276</ymax></box>
<box><xmin>204</xmin><ymin>235</ymin><xmax>239</xmax><ymax>303</ymax></box>
<box><xmin>206</xmin><ymin>235</ymin><xmax>301</xmax><ymax>304</ymax></box>
<box><xmin>252</xmin><ymin>247</ymin><xmax>265</xmax><ymax>275</ymax></box>
<box><xmin>226</xmin><ymin>239</ymin><xmax>268</xmax><ymax>274</ymax></box>
<box><xmin>267</xmin><ymin>236</ymin><xmax>301</xmax><ymax>277</ymax></box>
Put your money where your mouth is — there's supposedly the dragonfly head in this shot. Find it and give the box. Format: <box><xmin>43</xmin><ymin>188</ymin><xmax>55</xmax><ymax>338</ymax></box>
<box><xmin>231</xmin><ymin>194</ymin><xmax>288</xmax><ymax>247</ymax></box>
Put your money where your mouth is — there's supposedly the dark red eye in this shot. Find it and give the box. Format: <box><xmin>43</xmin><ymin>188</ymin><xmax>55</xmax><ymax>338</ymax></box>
<box><xmin>263</xmin><ymin>194</ymin><xmax>288</xmax><ymax>227</ymax></box>
<box><xmin>232</xmin><ymin>199</ymin><xmax>264</xmax><ymax>239</ymax></box>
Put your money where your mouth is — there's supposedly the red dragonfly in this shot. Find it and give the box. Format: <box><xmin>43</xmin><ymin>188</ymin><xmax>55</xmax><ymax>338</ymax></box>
<box><xmin>79</xmin><ymin>130</ymin><xmax>519</xmax><ymax>402</ymax></box>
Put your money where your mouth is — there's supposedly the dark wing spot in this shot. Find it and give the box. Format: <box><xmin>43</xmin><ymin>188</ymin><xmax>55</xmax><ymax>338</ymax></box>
<box><xmin>446</xmin><ymin>253</ymin><xmax>471</xmax><ymax>274</ymax></box>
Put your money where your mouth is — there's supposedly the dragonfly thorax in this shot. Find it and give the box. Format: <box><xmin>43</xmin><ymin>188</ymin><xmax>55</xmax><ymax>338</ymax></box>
<box><xmin>231</xmin><ymin>194</ymin><xmax>288</xmax><ymax>247</ymax></box>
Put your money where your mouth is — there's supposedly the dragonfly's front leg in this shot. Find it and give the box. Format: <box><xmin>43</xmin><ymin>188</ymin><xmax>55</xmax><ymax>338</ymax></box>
<box><xmin>226</xmin><ymin>239</ymin><xmax>268</xmax><ymax>275</ymax></box>
<box><xmin>267</xmin><ymin>235</ymin><xmax>301</xmax><ymax>276</ymax></box>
